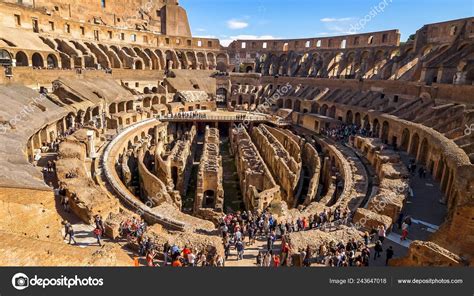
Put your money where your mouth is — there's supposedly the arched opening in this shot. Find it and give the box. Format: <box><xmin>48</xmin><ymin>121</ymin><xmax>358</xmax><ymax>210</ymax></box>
<box><xmin>284</xmin><ymin>99</ymin><xmax>292</xmax><ymax>109</ymax></box>
<box><xmin>46</xmin><ymin>54</ymin><xmax>58</xmax><ymax>68</ymax></box>
<box><xmin>418</xmin><ymin>138</ymin><xmax>429</xmax><ymax>166</ymax></box>
<box><xmin>354</xmin><ymin>112</ymin><xmax>361</xmax><ymax>127</ymax></box>
<box><xmin>346</xmin><ymin>110</ymin><xmax>353</xmax><ymax>124</ymax></box>
<box><xmin>363</xmin><ymin>115</ymin><xmax>370</xmax><ymax>130</ymax></box>
<box><xmin>400</xmin><ymin>128</ymin><xmax>410</xmax><ymax>151</ymax></box>
<box><xmin>126</xmin><ymin>101</ymin><xmax>134</xmax><ymax>111</ymax></box>
<box><xmin>15</xmin><ymin>51</ymin><xmax>28</xmax><ymax>66</ymax></box>
<box><xmin>293</xmin><ymin>100</ymin><xmax>301</xmax><ymax>112</ymax></box>
<box><xmin>245</xmin><ymin>66</ymin><xmax>253</xmax><ymax>73</ymax></box>
<box><xmin>311</xmin><ymin>103</ymin><xmax>319</xmax><ymax>114</ymax></box>
<box><xmin>109</xmin><ymin>103</ymin><xmax>116</xmax><ymax>114</ymax></box>
<box><xmin>32</xmin><ymin>53</ymin><xmax>44</xmax><ymax>68</ymax></box>
<box><xmin>118</xmin><ymin>102</ymin><xmax>125</xmax><ymax>113</ymax></box>
<box><xmin>381</xmin><ymin>121</ymin><xmax>390</xmax><ymax>143</ymax></box>
<box><xmin>277</xmin><ymin>99</ymin><xmax>283</xmax><ymax>109</ymax></box>
<box><xmin>328</xmin><ymin>106</ymin><xmax>336</xmax><ymax>118</ymax></box>
<box><xmin>410</xmin><ymin>133</ymin><xmax>420</xmax><ymax>156</ymax></box>
<box><xmin>0</xmin><ymin>49</ymin><xmax>12</xmax><ymax>66</ymax></box>
<box><xmin>372</xmin><ymin>119</ymin><xmax>381</xmax><ymax>137</ymax></box>
<box><xmin>135</xmin><ymin>60</ymin><xmax>143</xmax><ymax>69</ymax></box>
<box><xmin>143</xmin><ymin>97</ymin><xmax>151</xmax><ymax>108</ymax></box>
<box><xmin>320</xmin><ymin>104</ymin><xmax>328</xmax><ymax>116</ymax></box>
<box><xmin>436</xmin><ymin>158</ymin><xmax>445</xmax><ymax>182</ymax></box>
<box><xmin>203</xmin><ymin>190</ymin><xmax>216</xmax><ymax>208</ymax></box>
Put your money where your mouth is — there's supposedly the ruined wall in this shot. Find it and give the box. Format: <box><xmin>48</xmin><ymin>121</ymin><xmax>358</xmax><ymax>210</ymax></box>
<box><xmin>230</xmin><ymin>127</ymin><xmax>280</xmax><ymax>211</ymax></box>
<box><xmin>301</xmin><ymin>142</ymin><xmax>321</xmax><ymax>205</ymax></box>
<box><xmin>194</xmin><ymin>127</ymin><xmax>224</xmax><ymax>220</ymax></box>
<box><xmin>168</xmin><ymin>125</ymin><xmax>196</xmax><ymax>195</ymax></box>
<box><xmin>251</xmin><ymin>124</ymin><xmax>301</xmax><ymax>207</ymax></box>
<box><xmin>137</xmin><ymin>145</ymin><xmax>180</xmax><ymax>208</ymax></box>
<box><xmin>390</xmin><ymin>241</ymin><xmax>465</xmax><ymax>267</ymax></box>
<box><xmin>56</xmin><ymin>132</ymin><xmax>120</xmax><ymax>224</ymax></box>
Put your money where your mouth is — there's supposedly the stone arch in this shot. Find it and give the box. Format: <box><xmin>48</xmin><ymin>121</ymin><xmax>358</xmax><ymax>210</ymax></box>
<box><xmin>418</xmin><ymin>138</ymin><xmax>429</xmax><ymax>166</ymax></box>
<box><xmin>381</xmin><ymin>121</ymin><xmax>390</xmax><ymax>143</ymax></box>
<box><xmin>311</xmin><ymin>102</ymin><xmax>319</xmax><ymax>114</ymax></box>
<box><xmin>354</xmin><ymin>112</ymin><xmax>361</xmax><ymax>126</ymax></box>
<box><xmin>0</xmin><ymin>49</ymin><xmax>12</xmax><ymax>66</ymax></box>
<box><xmin>135</xmin><ymin>60</ymin><xmax>143</xmax><ymax>70</ymax></box>
<box><xmin>32</xmin><ymin>52</ymin><xmax>44</xmax><ymax>67</ymax></box>
<box><xmin>160</xmin><ymin>96</ymin><xmax>167</xmax><ymax>104</ymax></box>
<box><xmin>126</xmin><ymin>101</ymin><xmax>134</xmax><ymax>111</ymax></box>
<box><xmin>143</xmin><ymin>97</ymin><xmax>151</xmax><ymax>108</ymax></box>
<box><xmin>363</xmin><ymin>115</ymin><xmax>371</xmax><ymax>130</ymax></box>
<box><xmin>216</xmin><ymin>53</ymin><xmax>228</xmax><ymax>72</ymax></box>
<box><xmin>346</xmin><ymin>110</ymin><xmax>354</xmax><ymax>124</ymax></box>
<box><xmin>196</xmin><ymin>52</ymin><xmax>206</xmax><ymax>69</ymax></box>
<box><xmin>320</xmin><ymin>104</ymin><xmax>328</xmax><ymax>116</ymax></box>
<box><xmin>372</xmin><ymin>118</ymin><xmax>381</xmax><ymax>137</ymax></box>
<box><xmin>284</xmin><ymin>98</ymin><xmax>292</xmax><ymax>109</ymax></box>
<box><xmin>328</xmin><ymin>106</ymin><xmax>336</xmax><ymax>118</ymax></box>
<box><xmin>294</xmin><ymin>100</ymin><xmax>301</xmax><ymax>112</ymax></box>
<box><xmin>15</xmin><ymin>51</ymin><xmax>28</xmax><ymax>66</ymax></box>
<box><xmin>109</xmin><ymin>103</ymin><xmax>116</xmax><ymax>114</ymax></box>
<box><xmin>436</xmin><ymin>157</ymin><xmax>445</xmax><ymax>182</ymax></box>
<box><xmin>118</xmin><ymin>102</ymin><xmax>126</xmax><ymax>112</ymax></box>
<box><xmin>400</xmin><ymin>128</ymin><xmax>410</xmax><ymax>151</ymax></box>
<box><xmin>410</xmin><ymin>133</ymin><xmax>420</xmax><ymax>156</ymax></box>
<box><xmin>46</xmin><ymin>54</ymin><xmax>58</xmax><ymax>68</ymax></box>
<box><xmin>207</xmin><ymin>52</ymin><xmax>216</xmax><ymax>69</ymax></box>
<box><xmin>186</xmin><ymin>51</ymin><xmax>197</xmax><ymax>69</ymax></box>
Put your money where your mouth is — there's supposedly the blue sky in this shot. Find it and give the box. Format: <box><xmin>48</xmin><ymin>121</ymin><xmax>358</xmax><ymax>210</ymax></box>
<box><xmin>180</xmin><ymin>0</ymin><xmax>474</xmax><ymax>46</ymax></box>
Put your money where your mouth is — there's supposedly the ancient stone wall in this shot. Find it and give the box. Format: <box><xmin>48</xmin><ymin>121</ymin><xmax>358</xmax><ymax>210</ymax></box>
<box><xmin>251</xmin><ymin>124</ymin><xmax>301</xmax><ymax>207</ymax></box>
<box><xmin>194</xmin><ymin>127</ymin><xmax>224</xmax><ymax>221</ymax></box>
<box><xmin>168</xmin><ymin>125</ymin><xmax>196</xmax><ymax>195</ymax></box>
<box><xmin>230</xmin><ymin>127</ymin><xmax>280</xmax><ymax>211</ymax></box>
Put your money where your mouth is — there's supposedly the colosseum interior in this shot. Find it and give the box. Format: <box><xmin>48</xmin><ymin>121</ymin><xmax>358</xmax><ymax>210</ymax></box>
<box><xmin>0</xmin><ymin>0</ymin><xmax>472</xmax><ymax>267</ymax></box>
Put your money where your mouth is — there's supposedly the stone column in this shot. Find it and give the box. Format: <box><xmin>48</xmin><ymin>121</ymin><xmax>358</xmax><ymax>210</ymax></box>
<box><xmin>86</xmin><ymin>130</ymin><xmax>96</xmax><ymax>159</ymax></box>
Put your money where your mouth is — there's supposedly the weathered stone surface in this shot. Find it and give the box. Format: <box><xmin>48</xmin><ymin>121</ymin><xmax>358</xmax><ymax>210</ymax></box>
<box><xmin>287</xmin><ymin>226</ymin><xmax>363</xmax><ymax>254</ymax></box>
<box><xmin>353</xmin><ymin>208</ymin><xmax>393</xmax><ymax>231</ymax></box>
<box><xmin>390</xmin><ymin>241</ymin><xmax>464</xmax><ymax>267</ymax></box>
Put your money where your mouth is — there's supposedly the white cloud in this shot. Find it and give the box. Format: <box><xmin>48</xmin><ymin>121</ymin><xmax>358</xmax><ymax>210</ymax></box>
<box><xmin>219</xmin><ymin>35</ymin><xmax>278</xmax><ymax>47</ymax></box>
<box><xmin>194</xmin><ymin>35</ymin><xmax>217</xmax><ymax>39</ymax></box>
<box><xmin>319</xmin><ymin>17</ymin><xmax>357</xmax><ymax>35</ymax></box>
<box><xmin>227</xmin><ymin>19</ymin><xmax>249</xmax><ymax>30</ymax></box>
<box><xmin>320</xmin><ymin>17</ymin><xmax>354</xmax><ymax>23</ymax></box>
<box><xmin>196</xmin><ymin>28</ymin><xmax>207</xmax><ymax>32</ymax></box>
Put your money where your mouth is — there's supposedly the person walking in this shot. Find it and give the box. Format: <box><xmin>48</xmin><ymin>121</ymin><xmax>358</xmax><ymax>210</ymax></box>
<box><xmin>236</xmin><ymin>240</ymin><xmax>244</xmax><ymax>260</ymax></box>
<box><xmin>401</xmin><ymin>222</ymin><xmax>409</xmax><ymax>241</ymax></box>
<box><xmin>378</xmin><ymin>225</ymin><xmax>386</xmax><ymax>243</ymax></box>
<box><xmin>93</xmin><ymin>227</ymin><xmax>102</xmax><ymax>246</ymax></box>
<box><xmin>374</xmin><ymin>240</ymin><xmax>383</xmax><ymax>260</ymax></box>
<box><xmin>66</xmin><ymin>223</ymin><xmax>77</xmax><ymax>245</ymax></box>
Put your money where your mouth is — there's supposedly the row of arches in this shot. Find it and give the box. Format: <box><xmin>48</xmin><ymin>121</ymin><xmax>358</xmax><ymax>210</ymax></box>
<box><xmin>256</xmin><ymin>48</ymin><xmax>398</xmax><ymax>79</ymax></box>
<box><xmin>36</xmin><ymin>36</ymin><xmax>230</xmax><ymax>71</ymax></box>
<box><xmin>0</xmin><ymin>49</ymin><xmax>59</xmax><ymax>68</ymax></box>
